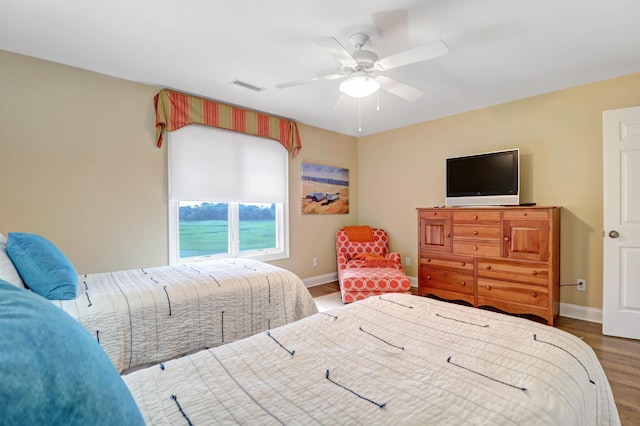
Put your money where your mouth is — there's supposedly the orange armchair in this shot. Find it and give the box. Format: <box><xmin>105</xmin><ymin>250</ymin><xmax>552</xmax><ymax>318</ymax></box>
<box><xmin>336</xmin><ymin>226</ymin><xmax>411</xmax><ymax>303</ymax></box>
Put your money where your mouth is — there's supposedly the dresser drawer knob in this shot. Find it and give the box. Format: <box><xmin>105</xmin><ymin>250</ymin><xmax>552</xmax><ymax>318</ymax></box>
<box><xmin>473</xmin><ymin>215</ymin><xmax>478</xmax><ymax>220</ymax></box>
<box><xmin>504</xmin><ymin>236</ymin><xmax>510</xmax><ymax>242</ymax></box>
<box><xmin>531</xmin><ymin>271</ymin><xmax>538</xmax><ymax>276</ymax></box>
<box><xmin>531</xmin><ymin>292</ymin><xmax>537</xmax><ymax>298</ymax></box>
<box><xmin>473</xmin><ymin>246</ymin><xmax>478</xmax><ymax>251</ymax></box>
<box><xmin>461</xmin><ymin>262</ymin><xmax>466</xmax><ymax>267</ymax></box>
<box><xmin>426</xmin><ymin>275</ymin><xmax>432</xmax><ymax>280</ymax></box>
<box><xmin>446</xmin><ymin>234</ymin><xmax>451</xmax><ymax>238</ymax></box>
<box><xmin>460</xmin><ymin>281</ymin><xmax>466</xmax><ymax>286</ymax></box>
<box><xmin>523</xmin><ymin>212</ymin><xmax>528</xmax><ymax>216</ymax></box>
<box><xmin>426</xmin><ymin>258</ymin><xmax>431</xmax><ymax>262</ymax></box>
<box><xmin>485</xmin><ymin>265</ymin><xmax>492</xmax><ymax>270</ymax></box>
<box><xmin>485</xmin><ymin>285</ymin><xmax>492</xmax><ymax>290</ymax></box>
<box><xmin>473</xmin><ymin>230</ymin><xmax>478</xmax><ymax>235</ymax></box>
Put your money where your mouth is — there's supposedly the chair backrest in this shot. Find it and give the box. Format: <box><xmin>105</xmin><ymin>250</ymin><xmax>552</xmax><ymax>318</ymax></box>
<box><xmin>336</xmin><ymin>227</ymin><xmax>390</xmax><ymax>269</ymax></box>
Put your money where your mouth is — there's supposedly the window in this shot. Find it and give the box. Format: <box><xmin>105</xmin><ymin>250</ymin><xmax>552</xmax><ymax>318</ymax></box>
<box><xmin>168</xmin><ymin>125</ymin><xmax>289</xmax><ymax>264</ymax></box>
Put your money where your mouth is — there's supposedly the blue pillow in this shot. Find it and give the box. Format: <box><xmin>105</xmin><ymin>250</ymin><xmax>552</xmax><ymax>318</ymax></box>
<box><xmin>6</xmin><ymin>232</ymin><xmax>78</xmax><ymax>300</ymax></box>
<box><xmin>0</xmin><ymin>280</ymin><xmax>145</xmax><ymax>425</ymax></box>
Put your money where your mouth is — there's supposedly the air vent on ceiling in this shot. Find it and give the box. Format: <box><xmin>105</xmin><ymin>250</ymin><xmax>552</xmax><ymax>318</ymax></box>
<box><xmin>231</xmin><ymin>80</ymin><xmax>265</xmax><ymax>92</ymax></box>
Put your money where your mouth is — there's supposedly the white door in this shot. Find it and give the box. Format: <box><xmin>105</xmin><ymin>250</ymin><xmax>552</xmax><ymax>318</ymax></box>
<box><xmin>602</xmin><ymin>106</ymin><xmax>640</xmax><ymax>340</ymax></box>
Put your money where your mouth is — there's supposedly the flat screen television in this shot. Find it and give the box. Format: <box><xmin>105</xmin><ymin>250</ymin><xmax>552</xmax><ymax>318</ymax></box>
<box><xmin>445</xmin><ymin>148</ymin><xmax>520</xmax><ymax>206</ymax></box>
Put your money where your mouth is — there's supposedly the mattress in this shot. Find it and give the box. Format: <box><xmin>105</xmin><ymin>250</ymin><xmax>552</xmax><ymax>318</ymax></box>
<box><xmin>53</xmin><ymin>258</ymin><xmax>318</xmax><ymax>373</ymax></box>
<box><xmin>123</xmin><ymin>293</ymin><xmax>620</xmax><ymax>425</ymax></box>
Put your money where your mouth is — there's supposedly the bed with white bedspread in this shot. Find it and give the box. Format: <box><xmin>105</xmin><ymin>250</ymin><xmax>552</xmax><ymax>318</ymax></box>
<box><xmin>123</xmin><ymin>293</ymin><xmax>619</xmax><ymax>425</ymax></box>
<box><xmin>52</xmin><ymin>258</ymin><xmax>317</xmax><ymax>373</ymax></box>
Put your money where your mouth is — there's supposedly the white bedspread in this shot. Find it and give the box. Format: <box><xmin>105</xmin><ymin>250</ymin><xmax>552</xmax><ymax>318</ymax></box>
<box><xmin>124</xmin><ymin>294</ymin><xmax>619</xmax><ymax>425</ymax></box>
<box><xmin>53</xmin><ymin>258</ymin><xmax>317</xmax><ymax>373</ymax></box>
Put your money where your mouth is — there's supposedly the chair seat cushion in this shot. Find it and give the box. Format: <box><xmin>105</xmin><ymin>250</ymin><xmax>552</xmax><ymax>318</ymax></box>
<box><xmin>339</xmin><ymin>267</ymin><xmax>411</xmax><ymax>299</ymax></box>
<box><xmin>341</xmin><ymin>289</ymin><xmax>412</xmax><ymax>304</ymax></box>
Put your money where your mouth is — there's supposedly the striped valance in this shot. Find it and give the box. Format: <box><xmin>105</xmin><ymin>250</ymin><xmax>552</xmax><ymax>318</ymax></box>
<box><xmin>154</xmin><ymin>89</ymin><xmax>302</xmax><ymax>156</ymax></box>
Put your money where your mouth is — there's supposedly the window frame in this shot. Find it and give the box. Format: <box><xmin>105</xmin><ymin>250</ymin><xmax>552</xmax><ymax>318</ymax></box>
<box><xmin>167</xmin><ymin>130</ymin><xmax>290</xmax><ymax>265</ymax></box>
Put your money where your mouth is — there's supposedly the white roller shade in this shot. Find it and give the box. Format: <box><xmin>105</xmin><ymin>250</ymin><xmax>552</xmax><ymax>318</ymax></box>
<box><xmin>169</xmin><ymin>125</ymin><xmax>287</xmax><ymax>203</ymax></box>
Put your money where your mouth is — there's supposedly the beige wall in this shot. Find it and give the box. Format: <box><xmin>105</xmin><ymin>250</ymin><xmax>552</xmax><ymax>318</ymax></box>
<box><xmin>3</xmin><ymin>48</ymin><xmax>640</xmax><ymax>310</ymax></box>
<box><xmin>1</xmin><ymin>51</ymin><xmax>166</xmax><ymax>273</ymax></box>
<box><xmin>270</xmin><ymin>124</ymin><xmax>358</xmax><ymax>278</ymax></box>
<box><xmin>358</xmin><ymin>72</ymin><xmax>640</xmax><ymax>309</ymax></box>
<box><xmin>0</xmin><ymin>50</ymin><xmax>358</xmax><ymax>278</ymax></box>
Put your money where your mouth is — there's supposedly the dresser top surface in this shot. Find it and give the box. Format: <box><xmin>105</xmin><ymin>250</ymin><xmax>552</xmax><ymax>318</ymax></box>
<box><xmin>418</xmin><ymin>206</ymin><xmax>561</xmax><ymax>210</ymax></box>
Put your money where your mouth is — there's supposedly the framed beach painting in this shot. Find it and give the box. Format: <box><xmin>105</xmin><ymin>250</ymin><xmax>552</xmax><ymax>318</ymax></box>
<box><xmin>301</xmin><ymin>162</ymin><xmax>349</xmax><ymax>214</ymax></box>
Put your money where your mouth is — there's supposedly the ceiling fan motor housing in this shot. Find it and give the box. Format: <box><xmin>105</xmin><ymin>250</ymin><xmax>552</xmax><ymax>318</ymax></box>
<box><xmin>351</xmin><ymin>49</ymin><xmax>379</xmax><ymax>70</ymax></box>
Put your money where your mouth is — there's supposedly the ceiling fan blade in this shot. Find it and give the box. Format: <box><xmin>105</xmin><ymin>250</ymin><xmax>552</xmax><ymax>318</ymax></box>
<box><xmin>275</xmin><ymin>73</ymin><xmax>343</xmax><ymax>89</ymax></box>
<box><xmin>375</xmin><ymin>75</ymin><xmax>423</xmax><ymax>102</ymax></box>
<box><xmin>374</xmin><ymin>39</ymin><xmax>449</xmax><ymax>71</ymax></box>
<box><xmin>314</xmin><ymin>37</ymin><xmax>358</xmax><ymax>67</ymax></box>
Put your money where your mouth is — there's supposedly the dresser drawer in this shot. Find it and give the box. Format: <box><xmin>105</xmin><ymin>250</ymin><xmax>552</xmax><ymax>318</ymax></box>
<box><xmin>453</xmin><ymin>210</ymin><xmax>501</xmax><ymax>225</ymax></box>
<box><xmin>453</xmin><ymin>225</ymin><xmax>501</xmax><ymax>240</ymax></box>
<box><xmin>453</xmin><ymin>240</ymin><xmax>501</xmax><ymax>257</ymax></box>
<box><xmin>477</xmin><ymin>258</ymin><xmax>548</xmax><ymax>286</ymax></box>
<box><xmin>419</xmin><ymin>253</ymin><xmax>474</xmax><ymax>274</ymax></box>
<box><xmin>420</xmin><ymin>210</ymin><xmax>451</xmax><ymax>220</ymax></box>
<box><xmin>477</xmin><ymin>278</ymin><xmax>548</xmax><ymax>308</ymax></box>
<box><xmin>503</xmin><ymin>210</ymin><xmax>549</xmax><ymax>220</ymax></box>
<box><xmin>419</xmin><ymin>268</ymin><xmax>473</xmax><ymax>295</ymax></box>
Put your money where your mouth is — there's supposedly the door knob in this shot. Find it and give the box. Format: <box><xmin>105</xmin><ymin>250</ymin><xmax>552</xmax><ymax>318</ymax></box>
<box><xmin>609</xmin><ymin>230</ymin><xmax>620</xmax><ymax>239</ymax></box>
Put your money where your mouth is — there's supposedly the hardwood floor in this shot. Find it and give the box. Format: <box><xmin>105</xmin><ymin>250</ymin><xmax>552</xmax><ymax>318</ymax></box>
<box><xmin>308</xmin><ymin>282</ymin><xmax>640</xmax><ymax>425</ymax></box>
<box><xmin>555</xmin><ymin>317</ymin><xmax>640</xmax><ymax>425</ymax></box>
<box><xmin>307</xmin><ymin>281</ymin><xmax>340</xmax><ymax>298</ymax></box>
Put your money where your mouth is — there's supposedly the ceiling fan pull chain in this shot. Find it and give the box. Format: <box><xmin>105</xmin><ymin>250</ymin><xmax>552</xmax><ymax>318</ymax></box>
<box><xmin>358</xmin><ymin>98</ymin><xmax>362</xmax><ymax>132</ymax></box>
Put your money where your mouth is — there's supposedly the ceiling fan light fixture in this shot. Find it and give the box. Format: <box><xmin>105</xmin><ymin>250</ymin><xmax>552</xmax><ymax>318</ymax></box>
<box><xmin>339</xmin><ymin>75</ymin><xmax>380</xmax><ymax>98</ymax></box>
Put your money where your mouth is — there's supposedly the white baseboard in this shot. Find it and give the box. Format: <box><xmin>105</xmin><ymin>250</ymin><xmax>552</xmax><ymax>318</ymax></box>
<box><xmin>303</xmin><ymin>272</ymin><xmax>338</xmax><ymax>288</ymax></box>
<box><xmin>559</xmin><ymin>302</ymin><xmax>602</xmax><ymax>324</ymax></box>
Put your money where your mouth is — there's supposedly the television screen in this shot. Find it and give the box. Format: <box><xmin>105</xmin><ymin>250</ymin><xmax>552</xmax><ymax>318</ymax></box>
<box><xmin>445</xmin><ymin>149</ymin><xmax>519</xmax><ymax>206</ymax></box>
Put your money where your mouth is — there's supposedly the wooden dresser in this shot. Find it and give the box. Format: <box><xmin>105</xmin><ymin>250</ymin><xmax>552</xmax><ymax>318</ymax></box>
<box><xmin>417</xmin><ymin>206</ymin><xmax>561</xmax><ymax>325</ymax></box>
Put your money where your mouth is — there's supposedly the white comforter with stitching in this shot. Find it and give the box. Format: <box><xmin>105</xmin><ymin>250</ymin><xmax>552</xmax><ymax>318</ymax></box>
<box><xmin>53</xmin><ymin>258</ymin><xmax>317</xmax><ymax>373</ymax></box>
<box><xmin>124</xmin><ymin>293</ymin><xmax>619</xmax><ymax>425</ymax></box>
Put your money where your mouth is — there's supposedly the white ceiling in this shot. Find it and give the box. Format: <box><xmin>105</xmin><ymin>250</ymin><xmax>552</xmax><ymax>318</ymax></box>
<box><xmin>2</xmin><ymin>0</ymin><xmax>640</xmax><ymax>137</ymax></box>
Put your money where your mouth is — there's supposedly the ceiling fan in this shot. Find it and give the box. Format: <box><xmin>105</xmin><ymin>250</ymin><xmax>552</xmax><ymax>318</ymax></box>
<box><xmin>275</xmin><ymin>32</ymin><xmax>449</xmax><ymax>102</ymax></box>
